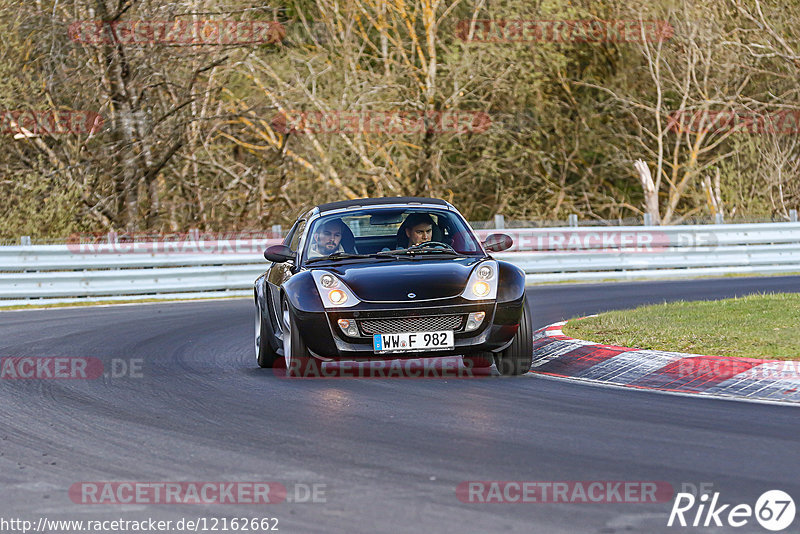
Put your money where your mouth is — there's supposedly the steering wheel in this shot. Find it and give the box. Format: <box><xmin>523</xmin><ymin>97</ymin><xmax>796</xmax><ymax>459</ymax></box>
<box><xmin>406</xmin><ymin>241</ymin><xmax>455</xmax><ymax>252</ymax></box>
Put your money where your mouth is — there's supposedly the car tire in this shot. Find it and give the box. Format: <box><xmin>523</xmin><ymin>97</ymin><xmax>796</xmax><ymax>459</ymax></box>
<box><xmin>255</xmin><ymin>304</ymin><xmax>279</xmax><ymax>368</ymax></box>
<box><xmin>282</xmin><ymin>298</ymin><xmax>313</xmax><ymax>377</ymax></box>
<box><xmin>494</xmin><ymin>299</ymin><xmax>533</xmax><ymax>376</ymax></box>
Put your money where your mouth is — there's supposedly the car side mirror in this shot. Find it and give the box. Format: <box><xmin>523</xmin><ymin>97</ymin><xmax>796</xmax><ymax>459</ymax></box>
<box><xmin>264</xmin><ymin>244</ymin><xmax>296</xmax><ymax>263</ymax></box>
<box><xmin>483</xmin><ymin>233</ymin><xmax>513</xmax><ymax>252</ymax></box>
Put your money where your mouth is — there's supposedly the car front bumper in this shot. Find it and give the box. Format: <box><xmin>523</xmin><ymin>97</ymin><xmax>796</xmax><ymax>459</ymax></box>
<box><xmin>292</xmin><ymin>297</ymin><xmax>523</xmax><ymax>360</ymax></box>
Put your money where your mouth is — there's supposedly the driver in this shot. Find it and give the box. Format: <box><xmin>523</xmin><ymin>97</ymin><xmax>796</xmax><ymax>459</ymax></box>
<box><xmin>309</xmin><ymin>218</ymin><xmax>348</xmax><ymax>258</ymax></box>
<box><xmin>401</xmin><ymin>213</ymin><xmax>435</xmax><ymax>247</ymax></box>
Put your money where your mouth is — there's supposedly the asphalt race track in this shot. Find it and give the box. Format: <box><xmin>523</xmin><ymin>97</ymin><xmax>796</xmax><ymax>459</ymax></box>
<box><xmin>2</xmin><ymin>276</ymin><xmax>800</xmax><ymax>533</ymax></box>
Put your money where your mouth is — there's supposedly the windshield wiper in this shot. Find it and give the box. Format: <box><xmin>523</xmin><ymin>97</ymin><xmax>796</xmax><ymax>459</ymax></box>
<box><xmin>306</xmin><ymin>243</ymin><xmax>465</xmax><ymax>263</ymax></box>
<box><xmin>305</xmin><ymin>252</ymin><xmax>371</xmax><ymax>264</ymax></box>
<box><xmin>305</xmin><ymin>251</ymin><xmax>399</xmax><ymax>264</ymax></box>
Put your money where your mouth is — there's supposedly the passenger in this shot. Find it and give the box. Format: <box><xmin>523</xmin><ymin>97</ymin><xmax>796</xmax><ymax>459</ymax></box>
<box><xmin>309</xmin><ymin>219</ymin><xmax>348</xmax><ymax>258</ymax></box>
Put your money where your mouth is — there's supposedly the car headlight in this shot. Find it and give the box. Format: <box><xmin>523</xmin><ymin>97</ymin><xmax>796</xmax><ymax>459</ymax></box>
<box><xmin>472</xmin><ymin>281</ymin><xmax>491</xmax><ymax>297</ymax></box>
<box><xmin>461</xmin><ymin>260</ymin><xmax>498</xmax><ymax>301</ymax></box>
<box><xmin>311</xmin><ymin>270</ymin><xmax>360</xmax><ymax>308</ymax></box>
<box><xmin>329</xmin><ymin>289</ymin><xmax>347</xmax><ymax>304</ymax></box>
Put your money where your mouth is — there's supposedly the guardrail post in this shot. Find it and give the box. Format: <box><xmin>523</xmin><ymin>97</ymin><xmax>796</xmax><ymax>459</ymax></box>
<box><xmin>791</xmin><ymin>209</ymin><xmax>798</xmax><ymax>222</ymax></box>
<box><xmin>643</xmin><ymin>213</ymin><xmax>652</xmax><ymax>226</ymax></box>
<box><xmin>568</xmin><ymin>214</ymin><xmax>578</xmax><ymax>227</ymax></box>
<box><xmin>493</xmin><ymin>214</ymin><xmax>505</xmax><ymax>230</ymax></box>
<box><xmin>715</xmin><ymin>213</ymin><xmax>724</xmax><ymax>224</ymax></box>
<box><xmin>271</xmin><ymin>224</ymin><xmax>282</xmax><ymax>238</ymax></box>
<box><xmin>20</xmin><ymin>236</ymin><xmax>31</xmax><ymax>246</ymax></box>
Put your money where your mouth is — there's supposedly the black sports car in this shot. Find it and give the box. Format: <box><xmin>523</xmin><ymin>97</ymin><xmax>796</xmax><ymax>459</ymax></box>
<box><xmin>254</xmin><ymin>197</ymin><xmax>532</xmax><ymax>377</ymax></box>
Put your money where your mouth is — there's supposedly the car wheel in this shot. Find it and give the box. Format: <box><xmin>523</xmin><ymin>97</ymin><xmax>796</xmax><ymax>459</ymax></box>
<box><xmin>462</xmin><ymin>354</ymin><xmax>494</xmax><ymax>369</ymax></box>
<box><xmin>255</xmin><ymin>304</ymin><xmax>278</xmax><ymax>368</ymax></box>
<box><xmin>282</xmin><ymin>298</ymin><xmax>313</xmax><ymax>377</ymax></box>
<box><xmin>494</xmin><ymin>299</ymin><xmax>533</xmax><ymax>376</ymax></box>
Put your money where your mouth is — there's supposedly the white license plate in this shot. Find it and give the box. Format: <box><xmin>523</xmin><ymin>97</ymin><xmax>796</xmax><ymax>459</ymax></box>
<box><xmin>373</xmin><ymin>331</ymin><xmax>454</xmax><ymax>353</ymax></box>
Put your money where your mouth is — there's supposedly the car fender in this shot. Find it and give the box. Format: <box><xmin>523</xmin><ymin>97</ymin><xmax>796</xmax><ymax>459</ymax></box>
<box><xmin>254</xmin><ymin>274</ymin><xmax>268</xmax><ymax>309</ymax></box>
<box><xmin>281</xmin><ymin>271</ymin><xmax>338</xmax><ymax>356</ymax></box>
<box><xmin>281</xmin><ymin>270</ymin><xmax>325</xmax><ymax>315</ymax></box>
<box><xmin>496</xmin><ymin>260</ymin><xmax>525</xmax><ymax>303</ymax></box>
<box><xmin>493</xmin><ymin>260</ymin><xmax>526</xmax><ymax>326</ymax></box>
<box><xmin>254</xmin><ymin>273</ymin><xmax>283</xmax><ymax>354</ymax></box>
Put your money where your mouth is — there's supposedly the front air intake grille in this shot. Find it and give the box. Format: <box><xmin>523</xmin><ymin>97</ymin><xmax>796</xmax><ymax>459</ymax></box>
<box><xmin>358</xmin><ymin>315</ymin><xmax>465</xmax><ymax>335</ymax></box>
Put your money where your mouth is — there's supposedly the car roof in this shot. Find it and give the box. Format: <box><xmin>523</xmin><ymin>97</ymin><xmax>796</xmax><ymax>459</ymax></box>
<box><xmin>316</xmin><ymin>196</ymin><xmax>450</xmax><ymax>214</ymax></box>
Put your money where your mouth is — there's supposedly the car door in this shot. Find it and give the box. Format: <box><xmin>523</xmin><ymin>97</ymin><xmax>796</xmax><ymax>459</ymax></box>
<box><xmin>266</xmin><ymin>218</ymin><xmax>306</xmax><ymax>333</ymax></box>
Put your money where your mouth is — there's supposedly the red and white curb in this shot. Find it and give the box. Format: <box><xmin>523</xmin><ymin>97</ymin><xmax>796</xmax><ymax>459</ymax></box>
<box><xmin>531</xmin><ymin>321</ymin><xmax>800</xmax><ymax>405</ymax></box>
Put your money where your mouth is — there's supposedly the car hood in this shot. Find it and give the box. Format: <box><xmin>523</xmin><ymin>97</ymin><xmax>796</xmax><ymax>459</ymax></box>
<box><xmin>315</xmin><ymin>257</ymin><xmax>484</xmax><ymax>302</ymax></box>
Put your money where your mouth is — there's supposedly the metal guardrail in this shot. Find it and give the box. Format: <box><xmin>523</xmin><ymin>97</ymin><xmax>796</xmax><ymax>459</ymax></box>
<box><xmin>482</xmin><ymin>223</ymin><xmax>800</xmax><ymax>282</ymax></box>
<box><xmin>1</xmin><ymin>223</ymin><xmax>799</xmax><ymax>306</ymax></box>
<box><xmin>0</xmin><ymin>237</ymin><xmax>281</xmax><ymax>306</ymax></box>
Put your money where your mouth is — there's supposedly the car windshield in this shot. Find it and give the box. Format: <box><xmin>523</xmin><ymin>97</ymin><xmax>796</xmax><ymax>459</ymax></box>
<box><xmin>302</xmin><ymin>207</ymin><xmax>483</xmax><ymax>264</ymax></box>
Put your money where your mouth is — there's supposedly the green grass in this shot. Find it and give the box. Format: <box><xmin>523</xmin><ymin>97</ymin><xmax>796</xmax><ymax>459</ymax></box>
<box><xmin>562</xmin><ymin>293</ymin><xmax>800</xmax><ymax>360</ymax></box>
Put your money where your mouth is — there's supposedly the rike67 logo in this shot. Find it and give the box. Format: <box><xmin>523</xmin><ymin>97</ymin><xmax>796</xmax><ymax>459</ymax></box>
<box><xmin>668</xmin><ymin>488</ymin><xmax>795</xmax><ymax>531</ymax></box>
